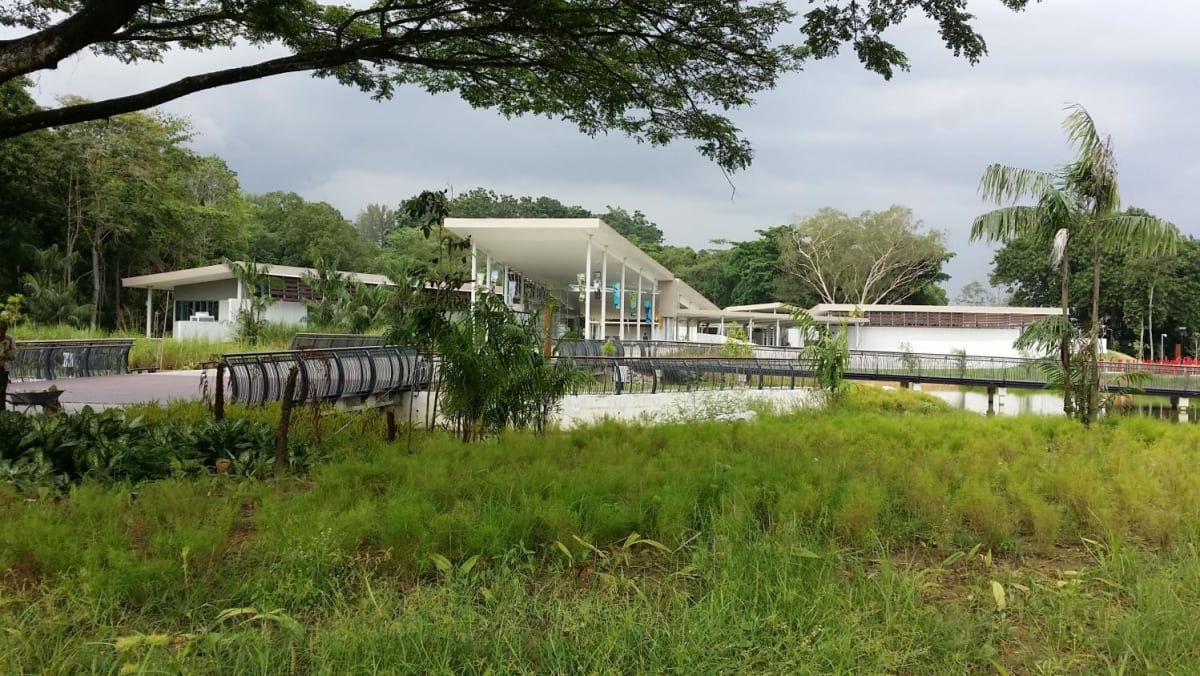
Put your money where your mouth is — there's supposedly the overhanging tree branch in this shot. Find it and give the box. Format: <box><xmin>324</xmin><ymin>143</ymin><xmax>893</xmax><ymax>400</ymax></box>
<box><xmin>0</xmin><ymin>0</ymin><xmax>151</xmax><ymax>81</ymax></box>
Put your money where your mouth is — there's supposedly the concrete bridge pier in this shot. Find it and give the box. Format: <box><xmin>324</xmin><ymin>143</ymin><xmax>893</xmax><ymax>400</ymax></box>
<box><xmin>986</xmin><ymin>386</ymin><xmax>996</xmax><ymax>416</ymax></box>
<box><xmin>900</xmin><ymin>381</ymin><xmax>921</xmax><ymax>391</ymax></box>
<box><xmin>1171</xmin><ymin>396</ymin><xmax>1189</xmax><ymax>423</ymax></box>
<box><xmin>998</xmin><ymin>387</ymin><xmax>1007</xmax><ymax>414</ymax></box>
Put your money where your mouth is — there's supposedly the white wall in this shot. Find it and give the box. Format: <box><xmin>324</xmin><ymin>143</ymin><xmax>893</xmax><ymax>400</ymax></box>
<box><xmin>846</xmin><ymin>326</ymin><xmax>1025</xmax><ymax>358</ymax></box>
<box><xmin>264</xmin><ymin>301</ymin><xmax>308</xmax><ymax>325</ymax></box>
<box><xmin>173</xmin><ymin>320</ymin><xmax>235</xmax><ymax>341</ymax></box>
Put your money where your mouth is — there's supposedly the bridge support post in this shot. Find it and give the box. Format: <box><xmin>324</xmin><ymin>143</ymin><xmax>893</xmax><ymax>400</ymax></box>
<box><xmin>986</xmin><ymin>386</ymin><xmax>996</xmax><ymax>417</ymax></box>
<box><xmin>910</xmin><ymin>382</ymin><xmax>921</xmax><ymax>392</ymax></box>
<box><xmin>1178</xmin><ymin>397</ymin><xmax>1190</xmax><ymax>424</ymax></box>
<box><xmin>997</xmin><ymin>387</ymin><xmax>1007</xmax><ymax>414</ymax></box>
<box><xmin>386</xmin><ymin>407</ymin><xmax>397</xmax><ymax>442</ymax></box>
<box><xmin>1170</xmin><ymin>396</ymin><xmax>1180</xmax><ymax>423</ymax></box>
<box><xmin>900</xmin><ymin>381</ymin><xmax>910</xmax><ymax>390</ymax></box>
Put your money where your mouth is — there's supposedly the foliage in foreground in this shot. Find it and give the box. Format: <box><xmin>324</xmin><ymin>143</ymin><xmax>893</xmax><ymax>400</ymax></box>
<box><xmin>1</xmin><ymin>401</ymin><xmax>1199</xmax><ymax>672</ymax></box>
<box><xmin>0</xmin><ymin>408</ymin><xmax>310</xmax><ymax>489</ymax></box>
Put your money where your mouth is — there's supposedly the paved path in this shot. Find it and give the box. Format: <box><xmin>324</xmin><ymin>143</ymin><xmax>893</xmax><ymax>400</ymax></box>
<box><xmin>9</xmin><ymin>370</ymin><xmax>223</xmax><ymax>410</ymax></box>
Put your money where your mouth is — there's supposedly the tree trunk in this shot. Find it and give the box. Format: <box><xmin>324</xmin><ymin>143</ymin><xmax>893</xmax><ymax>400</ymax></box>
<box><xmin>274</xmin><ymin>366</ymin><xmax>300</xmax><ymax>477</ymax></box>
<box><xmin>1147</xmin><ymin>282</ymin><xmax>1156</xmax><ymax>361</ymax></box>
<box><xmin>1087</xmin><ymin>229</ymin><xmax>1102</xmax><ymax>425</ymax></box>
<box><xmin>90</xmin><ymin>234</ymin><xmax>101</xmax><ymax>329</ymax></box>
<box><xmin>1059</xmin><ymin>256</ymin><xmax>1073</xmax><ymax>417</ymax></box>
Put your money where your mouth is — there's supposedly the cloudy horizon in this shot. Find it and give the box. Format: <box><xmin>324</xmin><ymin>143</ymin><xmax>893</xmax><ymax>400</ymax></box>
<box><xmin>14</xmin><ymin>0</ymin><xmax>1200</xmax><ymax>297</ymax></box>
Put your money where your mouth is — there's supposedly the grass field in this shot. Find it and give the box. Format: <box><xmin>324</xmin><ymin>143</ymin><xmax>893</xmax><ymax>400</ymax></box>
<box><xmin>2</xmin><ymin>390</ymin><xmax>1199</xmax><ymax>673</ymax></box>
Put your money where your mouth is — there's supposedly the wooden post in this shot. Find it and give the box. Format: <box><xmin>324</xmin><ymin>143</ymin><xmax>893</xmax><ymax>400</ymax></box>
<box><xmin>214</xmin><ymin>362</ymin><xmax>226</xmax><ymax>421</ymax></box>
<box><xmin>274</xmin><ymin>366</ymin><xmax>300</xmax><ymax>478</ymax></box>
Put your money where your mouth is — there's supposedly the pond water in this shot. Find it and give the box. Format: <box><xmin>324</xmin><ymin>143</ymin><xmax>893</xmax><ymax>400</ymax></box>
<box><xmin>927</xmin><ymin>388</ymin><xmax>1198</xmax><ymax>422</ymax></box>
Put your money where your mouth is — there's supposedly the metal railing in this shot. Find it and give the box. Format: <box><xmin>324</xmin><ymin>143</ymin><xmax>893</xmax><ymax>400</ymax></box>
<box><xmin>559</xmin><ymin>347</ymin><xmax>1200</xmax><ymax>397</ymax></box>
<box><xmin>222</xmin><ymin>346</ymin><xmax>432</xmax><ymax>405</ymax></box>
<box><xmin>11</xmin><ymin>339</ymin><xmax>135</xmax><ymax>381</ymax></box>
<box><xmin>289</xmin><ymin>333</ymin><xmax>387</xmax><ymax>350</ymax></box>
<box><xmin>220</xmin><ymin>338</ymin><xmax>1200</xmax><ymax>407</ymax></box>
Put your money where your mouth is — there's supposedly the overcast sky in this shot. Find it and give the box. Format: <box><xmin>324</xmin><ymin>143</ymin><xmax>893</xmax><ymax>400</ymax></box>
<box><xmin>16</xmin><ymin>0</ymin><xmax>1200</xmax><ymax>296</ymax></box>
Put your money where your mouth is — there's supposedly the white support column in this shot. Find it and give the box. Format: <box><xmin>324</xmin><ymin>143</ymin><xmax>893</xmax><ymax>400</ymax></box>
<box><xmin>635</xmin><ymin>269</ymin><xmax>643</xmax><ymax>342</ymax></box>
<box><xmin>620</xmin><ymin>259</ymin><xmax>627</xmax><ymax>341</ymax></box>
<box><xmin>600</xmin><ymin>248</ymin><xmax>608</xmax><ymax>340</ymax></box>
<box><xmin>470</xmin><ymin>241</ymin><xmax>478</xmax><ymax>308</ymax></box>
<box><xmin>145</xmin><ymin>289</ymin><xmax>153</xmax><ymax>338</ymax></box>
<box><xmin>719</xmin><ymin>316</ymin><xmax>725</xmax><ymax>337</ymax></box>
<box><xmin>748</xmin><ymin>319</ymin><xmax>754</xmax><ymax>345</ymax></box>
<box><xmin>583</xmin><ymin>236</ymin><xmax>593</xmax><ymax>339</ymax></box>
<box><xmin>1180</xmin><ymin>397</ymin><xmax>1189</xmax><ymax>423</ymax></box>
<box><xmin>485</xmin><ymin>255</ymin><xmax>493</xmax><ymax>296</ymax></box>
<box><xmin>649</xmin><ymin>278</ymin><xmax>657</xmax><ymax>340</ymax></box>
<box><xmin>775</xmin><ymin>320</ymin><xmax>781</xmax><ymax>347</ymax></box>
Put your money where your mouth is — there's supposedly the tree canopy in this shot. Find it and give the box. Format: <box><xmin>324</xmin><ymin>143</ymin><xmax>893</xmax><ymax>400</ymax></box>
<box><xmin>776</xmin><ymin>206</ymin><xmax>951</xmax><ymax>305</ymax></box>
<box><xmin>1</xmin><ymin>1</ymin><xmax>1034</xmax><ymax>170</ymax></box>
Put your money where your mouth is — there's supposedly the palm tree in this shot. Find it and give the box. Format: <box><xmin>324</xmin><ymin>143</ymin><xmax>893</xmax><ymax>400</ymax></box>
<box><xmin>971</xmin><ymin>160</ymin><xmax>1081</xmax><ymax>416</ymax></box>
<box><xmin>972</xmin><ymin>104</ymin><xmax>1179</xmax><ymax>424</ymax></box>
<box><xmin>1061</xmin><ymin>105</ymin><xmax>1178</xmax><ymax>423</ymax></box>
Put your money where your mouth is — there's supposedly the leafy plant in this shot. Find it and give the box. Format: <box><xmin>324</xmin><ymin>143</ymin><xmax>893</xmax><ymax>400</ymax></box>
<box><xmin>950</xmin><ymin>347</ymin><xmax>967</xmax><ymax>375</ymax></box>
<box><xmin>793</xmin><ymin>312</ymin><xmax>850</xmax><ymax>398</ymax></box>
<box><xmin>438</xmin><ymin>295</ymin><xmax>586</xmax><ymax>440</ymax></box>
<box><xmin>0</xmin><ymin>294</ymin><xmax>25</xmax><ymax>325</ymax></box>
<box><xmin>898</xmin><ymin>341</ymin><xmax>919</xmax><ymax>371</ymax></box>
<box><xmin>721</xmin><ymin>324</ymin><xmax>754</xmax><ymax>358</ymax></box>
<box><xmin>226</xmin><ymin>260</ymin><xmax>281</xmax><ymax>345</ymax></box>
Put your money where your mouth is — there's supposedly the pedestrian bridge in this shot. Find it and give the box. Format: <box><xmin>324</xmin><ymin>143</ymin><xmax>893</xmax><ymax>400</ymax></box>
<box><xmin>222</xmin><ymin>340</ymin><xmax>1200</xmax><ymax>407</ymax></box>
<box><xmin>560</xmin><ymin>344</ymin><xmax>1200</xmax><ymax>399</ymax></box>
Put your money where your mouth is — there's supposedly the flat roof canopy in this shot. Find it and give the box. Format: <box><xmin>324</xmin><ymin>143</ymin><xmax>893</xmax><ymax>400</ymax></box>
<box><xmin>122</xmin><ymin>262</ymin><xmax>391</xmax><ymax>291</ymax></box>
<box><xmin>444</xmin><ymin>218</ymin><xmax>675</xmax><ymax>287</ymax></box>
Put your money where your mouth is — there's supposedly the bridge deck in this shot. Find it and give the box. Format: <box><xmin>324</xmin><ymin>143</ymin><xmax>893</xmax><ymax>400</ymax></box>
<box><xmin>8</xmin><ymin>370</ymin><xmax>220</xmax><ymax>409</ymax></box>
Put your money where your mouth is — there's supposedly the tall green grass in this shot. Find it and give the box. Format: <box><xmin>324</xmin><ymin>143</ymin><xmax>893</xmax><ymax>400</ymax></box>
<box><xmin>1</xmin><ymin>396</ymin><xmax>1199</xmax><ymax>672</ymax></box>
<box><xmin>13</xmin><ymin>324</ymin><xmax>305</xmax><ymax>370</ymax></box>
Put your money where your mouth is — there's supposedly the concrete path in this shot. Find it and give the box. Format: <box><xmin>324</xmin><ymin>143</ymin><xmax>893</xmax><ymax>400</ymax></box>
<box><xmin>9</xmin><ymin>370</ymin><xmax>223</xmax><ymax>411</ymax></box>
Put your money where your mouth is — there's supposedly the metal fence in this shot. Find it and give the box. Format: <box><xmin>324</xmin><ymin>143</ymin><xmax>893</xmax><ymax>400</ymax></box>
<box><xmin>222</xmin><ymin>346</ymin><xmax>432</xmax><ymax>405</ymax></box>
<box><xmin>560</xmin><ymin>356</ymin><xmax>809</xmax><ymax>395</ymax></box>
<box><xmin>11</xmin><ymin>339</ymin><xmax>135</xmax><ymax>381</ymax></box>
<box><xmin>558</xmin><ymin>347</ymin><xmax>1200</xmax><ymax>397</ymax></box>
<box><xmin>289</xmin><ymin>333</ymin><xmax>388</xmax><ymax>350</ymax></box>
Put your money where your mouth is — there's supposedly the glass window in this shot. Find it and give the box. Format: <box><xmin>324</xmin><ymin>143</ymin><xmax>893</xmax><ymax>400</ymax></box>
<box><xmin>174</xmin><ymin>300</ymin><xmax>220</xmax><ymax>321</ymax></box>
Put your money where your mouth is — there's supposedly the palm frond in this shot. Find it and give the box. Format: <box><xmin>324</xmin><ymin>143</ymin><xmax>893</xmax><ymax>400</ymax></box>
<box><xmin>1097</xmin><ymin>214</ymin><xmax>1181</xmax><ymax>257</ymax></box>
<box><xmin>1062</xmin><ymin>104</ymin><xmax>1106</xmax><ymax>161</ymax></box>
<box><xmin>978</xmin><ymin>164</ymin><xmax>1059</xmax><ymax>205</ymax></box>
<box><xmin>1014</xmin><ymin>315</ymin><xmax>1075</xmax><ymax>358</ymax></box>
<box><xmin>969</xmin><ymin>206</ymin><xmax>1044</xmax><ymax>243</ymax></box>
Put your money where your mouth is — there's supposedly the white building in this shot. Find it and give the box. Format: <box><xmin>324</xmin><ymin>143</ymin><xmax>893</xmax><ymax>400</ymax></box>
<box><xmin>121</xmin><ymin>221</ymin><xmax>1058</xmax><ymax>357</ymax></box>
<box><xmin>122</xmin><ymin>263</ymin><xmax>391</xmax><ymax>340</ymax></box>
<box><xmin>803</xmin><ymin>303</ymin><xmax>1062</xmax><ymax>358</ymax></box>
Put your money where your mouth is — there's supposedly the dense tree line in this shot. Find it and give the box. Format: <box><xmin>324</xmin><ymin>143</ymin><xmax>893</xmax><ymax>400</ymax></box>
<box><xmin>1</xmin><ymin>80</ymin><xmax>372</xmax><ymax>330</ymax></box>
<box><xmin>989</xmin><ymin>225</ymin><xmax>1200</xmax><ymax>360</ymax></box>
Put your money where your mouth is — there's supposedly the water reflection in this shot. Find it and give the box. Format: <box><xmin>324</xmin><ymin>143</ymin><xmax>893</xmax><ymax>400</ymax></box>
<box><xmin>927</xmin><ymin>388</ymin><xmax>1197</xmax><ymax>422</ymax></box>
